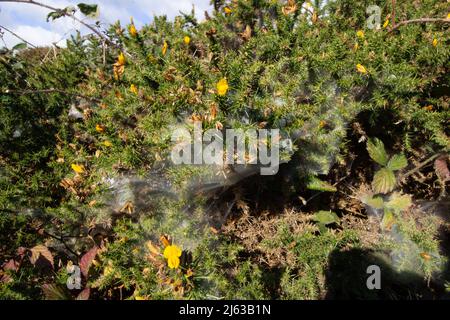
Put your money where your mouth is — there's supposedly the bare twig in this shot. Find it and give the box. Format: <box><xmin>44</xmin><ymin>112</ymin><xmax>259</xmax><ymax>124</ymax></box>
<box><xmin>391</xmin><ymin>0</ymin><xmax>396</xmax><ymax>29</ymax></box>
<box><xmin>399</xmin><ymin>153</ymin><xmax>442</xmax><ymax>182</ymax></box>
<box><xmin>0</xmin><ymin>24</ymin><xmax>37</xmax><ymax>48</ymax></box>
<box><xmin>389</xmin><ymin>18</ymin><xmax>450</xmax><ymax>32</ymax></box>
<box><xmin>1</xmin><ymin>88</ymin><xmax>101</xmax><ymax>103</ymax></box>
<box><xmin>0</xmin><ymin>0</ymin><xmax>118</xmax><ymax>48</ymax></box>
<box><xmin>42</xmin><ymin>230</ymin><xmax>80</xmax><ymax>258</ymax></box>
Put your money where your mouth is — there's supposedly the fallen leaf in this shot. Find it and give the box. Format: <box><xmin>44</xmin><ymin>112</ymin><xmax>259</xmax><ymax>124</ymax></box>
<box><xmin>146</xmin><ymin>241</ymin><xmax>161</xmax><ymax>256</ymax></box>
<box><xmin>80</xmin><ymin>246</ymin><xmax>98</xmax><ymax>278</ymax></box>
<box><xmin>30</xmin><ymin>245</ymin><xmax>54</xmax><ymax>269</ymax></box>
<box><xmin>76</xmin><ymin>287</ymin><xmax>91</xmax><ymax>300</ymax></box>
<box><xmin>2</xmin><ymin>259</ymin><xmax>19</xmax><ymax>272</ymax></box>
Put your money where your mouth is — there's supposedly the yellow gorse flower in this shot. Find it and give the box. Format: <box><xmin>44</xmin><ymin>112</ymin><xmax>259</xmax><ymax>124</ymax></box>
<box><xmin>184</xmin><ymin>36</ymin><xmax>191</xmax><ymax>45</ymax></box>
<box><xmin>130</xmin><ymin>84</ymin><xmax>138</xmax><ymax>94</ymax></box>
<box><xmin>356</xmin><ymin>64</ymin><xmax>367</xmax><ymax>74</ymax></box>
<box><xmin>383</xmin><ymin>19</ymin><xmax>389</xmax><ymax>29</ymax></box>
<box><xmin>356</xmin><ymin>30</ymin><xmax>365</xmax><ymax>39</ymax></box>
<box><xmin>216</xmin><ymin>78</ymin><xmax>229</xmax><ymax>96</ymax></box>
<box><xmin>96</xmin><ymin>124</ymin><xmax>105</xmax><ymax>133</ymax></box>
<box><xmin>162</xmin><ymin>40</ymin><xmax>168</xmax><ymax>56</ymax></box>
<box><xmin>447</xmin><ymin>13</ymin><xmax>450</xmax><ymax>19</ymax></box>
<box><xmin>129</xmin><ymin>24</ymin><xmax>138</xmax><ymax>37</ymax></box>
<box><xmin>113</xmin><ymin>52</ymin><xmax>126</xmax><ymax>80</ymax></box>
<box><xmin>163</xmin><ymin>244</ymin><xmax>182</xmax><ymax>269</ymax></box>
<box><xmin>71</xmin><ymin>164</ymin><xmax>85</xmax><ymax>174</ymax></box>
<box><xmin>224</xmin><ymin>6</ymin><xmax>232</xmax><ymax>15</ymax></box>
<box><xmin>117</xmin><ymin>52</ymin><xmax>126</xmax><ymax>65</ymax></box>
<box><xmin>432</xmin><ymin>38</ymin><xmax>438</xmax><ymax>47</ymax></box>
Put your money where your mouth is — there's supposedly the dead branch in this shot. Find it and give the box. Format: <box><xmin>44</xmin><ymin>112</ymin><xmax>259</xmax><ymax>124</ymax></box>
<box><xmin>1</xmin><ymin>88</ymin><xmax>101</xmax><ymax>103</ymax></box>
<box><xmin>389</xmin><ymin>18</ymin><xmax>450</xmax><ymax>32</ymax></box>
<box><xmin>0</xmin><ymin>0</ymin><xmax>118</xmax><ymax>48</ymax></box>
<box><xmin>0</xmin><ymin>24</ymin><xmax>37</xmax><ymax>48</ymax></box>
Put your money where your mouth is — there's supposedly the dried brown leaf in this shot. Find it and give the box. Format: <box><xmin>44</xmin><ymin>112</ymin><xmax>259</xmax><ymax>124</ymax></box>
<box><xmin>80</xmin><ymin>246</ymin><xmax>98</xmax><ymax>278</ymax></box>
<box><xmin>30</xmin><ymin>245</ymin><xmax>54</xmax><ymax>269</ymax></box>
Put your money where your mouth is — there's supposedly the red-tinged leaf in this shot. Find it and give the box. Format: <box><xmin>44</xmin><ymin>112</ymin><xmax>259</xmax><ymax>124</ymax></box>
<box><xmin>42</xmin><ymin>283</ymin><xmax>70</xmax><ymax>300</ymax></box>
<box><xmin>0</xmin><ymin>272</ymin><xmax>12</xmax><ymax>284</ymax></box>
<box><xmin>434</xmin><ymin>156</ymin><xmax>450</xmax><ymax>183</ymax></box>
<box><xmin>2</xmin><ymin>259</ymin><xmax>19</xmax><ymax>272</ymax></box>
<box><xmin>76</xmin><ymin>287</ymin><xmax>91</xmax><ymax>300</ymax></box>
<box><xmin>17</xmin><ymin>247</ymin><xmax>27</xmax><ymax>257</ymax></box>
<box><xmin>80</xmin><ymin>246</ymin><xmax>98</xmax><ymax>278</ymax></box>
<box><xmin>29</xmin><ymin>245</ymin><xmax>54</xmax><ymax>269</ymax></box>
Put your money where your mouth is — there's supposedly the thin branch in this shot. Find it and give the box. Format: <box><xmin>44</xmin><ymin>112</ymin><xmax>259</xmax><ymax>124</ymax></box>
<box><xmin>0</xmin><ymin>0</ymin><xmax>118</xmax><ymax>48</ymax></box>
<box><xmin>391</xmin><ymin>0</ymin><xmax>396</xmax><ymax>29</ymax></box>
<box><xmin>0</xmin><ymin>24</ymin><xmax>37</xmax><ymax>48</ymax></box>
<box><xmin>399</xmin><ymin>153</ymin><xmax>442</xmax><ymax>182</ymax></box>
<box><xmin>1</xmin><ymin>88</ymin><xmax>101</xmax><ymax>103</ymax></box>
<box><xmin>389</xmin><ymin>18</ymin><xmax>450</xmax><ymax>32</ymax></box>
<box><xmin>42</xmin><ymin>230</ymin><xmax>80</xmax><ymax>258</ymax></box>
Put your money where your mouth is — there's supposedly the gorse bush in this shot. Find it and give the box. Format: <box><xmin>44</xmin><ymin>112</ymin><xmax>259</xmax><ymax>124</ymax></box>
<box><xmin>0</xmin><ymin>0</ymin><xmax>448</xmax><ymax>299</ymax></box>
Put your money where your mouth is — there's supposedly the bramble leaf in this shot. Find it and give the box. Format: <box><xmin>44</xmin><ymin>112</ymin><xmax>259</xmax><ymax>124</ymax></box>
<box><xmin>381</xmin><ymin>208</ymin><xmax>395</xmax><ymax>231</ymax></box>
<box><xmin>387</xmin><ymin>153</ymin><xmax>408</xmax><ymax>171</ymax></box>
<box><xmin>77</xmin><ymin>3</ymin><xmax>98</xmax><ymax>17</ymax></box>
<box><xmin>367</xmin><ymin>138</ymin><xmax>389</xmax><ymax>166</ymax></box>
<box><xmin>363</xmin><ymin>195</ymin><xmax>384</xmax><ymax>209</ymax></box>
<box><xmin>313</xmin><ymin>211</ymin><xmax>340</xmax><ymax>225</ymax></box>
<box><xmin>306</xmin><ymin>176</ymin><xmax>337</xmax><ymax>192</ymax></box>
<box><xmin>12</xmin><ymin>43</ymin><xmax>27</xmax><ymax>51</ymax></box>
<box><xmin>372</xmin><ymin>168</ymin><xmax>396</xmax><ymax>194</ymax></box>
<box><xmin>385</xmin><ymin>193</ymin><xmax>412</xmax><ymax>212</ymax></box>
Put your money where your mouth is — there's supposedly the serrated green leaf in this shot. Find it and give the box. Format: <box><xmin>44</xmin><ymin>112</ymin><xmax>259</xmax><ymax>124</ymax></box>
<box><xmin>385</xmin><ymin>193</ymin><xmax>412</xmax><ymax>212</ymax></box>
<box><xmin>363</xmin><ymin>195</ymin><xmax>384</xmax><ymax>209</ymax></box>
<box><xmin>12</xmin><ymin>43</ymin><xmax>27</xmax><ymax>51</ymax></box>
<box><xmin>313</xmin><ymin>210</ymin><xmax>339</xmax><ymax>225</ymax></box>
<box><xmin>46</xmin><ymin>10</ymin><xmax>65</xmax><ymax>22</ymax></box>
<box><xmin>381</xmin><ymin>208</ymin><xmax>395</xmax><ymax>231</ymax></box>
<box><xmin>372</xmin><ymin>168</ymin><xmax>396</xmax><ymax>194</ymax></box>
<box><xmin>306</xmin><ymin>176</ymin><xmax>337</xmax><ymax>192</ymax></box>
<box><xmin>367</xmin><ymin>138</ymin><xmax>389</xmax><ymax>166</ymax></box>
<box><xmin>77</xmin><ymin>3</ymin><xmax>98</xmax><ymax>17</ymax></box>
<box><xmin>387</xmin><ymin>153</ymin><xmax>408</xmax><ymax>171</ymax></box>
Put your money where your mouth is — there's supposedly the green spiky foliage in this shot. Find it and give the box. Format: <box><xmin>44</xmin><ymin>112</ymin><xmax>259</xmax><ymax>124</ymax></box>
<box><xmin>0</xmin><ymin>0</ymin><xmax>448</xmax><ymax>299</ymax></box>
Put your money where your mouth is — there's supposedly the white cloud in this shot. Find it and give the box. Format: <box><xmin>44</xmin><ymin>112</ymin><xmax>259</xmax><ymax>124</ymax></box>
<box><xmin>2</xmin><ymin>25</ymin><xmax>65</xmax><ymax>48</ymax></box>
<box><xmin>138</xmin><ymin>0</ymin><xmax>211</xmax><ymax>20</ymax></box>
<box><xmin>0</xmin><ymin>0</ymin><xmax>212</xmax><ymax>48</ymax></box>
